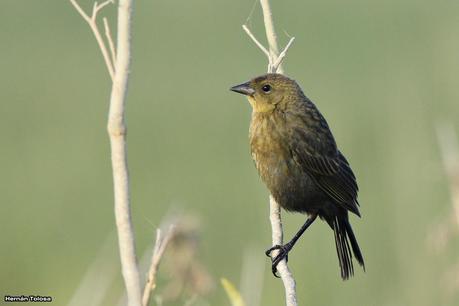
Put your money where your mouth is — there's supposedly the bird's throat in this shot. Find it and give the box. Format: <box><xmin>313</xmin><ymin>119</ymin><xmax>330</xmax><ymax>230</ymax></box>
<box><xmin>248</xmin><ymin>96</ymin><xmax>275</xmax><ymax>113</ymax></box>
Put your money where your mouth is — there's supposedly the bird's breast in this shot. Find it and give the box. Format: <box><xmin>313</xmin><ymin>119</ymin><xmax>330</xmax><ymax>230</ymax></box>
<box><xmin>249</xmin><ymin>112</ymin><xmax>322</xmax><ymax>212</ymax></box>
<box><xmin>249</xmin><ymin>113</ymin><xmax>295</xmax><ymax>192</ymax></box>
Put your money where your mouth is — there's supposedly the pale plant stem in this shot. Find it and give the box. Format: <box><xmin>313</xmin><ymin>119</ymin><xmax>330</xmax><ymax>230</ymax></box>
<box><xmin>104</xmin><ymin>17</ymin><xmax>117</xmax><ymax>65</ymax></box>
<box><xmin>272</xmin><ymin>37</ymin><xmax>295</xmax><ymax>71</ymax></box>
<box><xmin>70</xmin><ymin>0</ymin><xmax>141</xmax><ymax>305</ymax></box>
<box><xmin>242</xmin><ymin>1</ymin><xmax>298</xmax><ymax>305</ymax></box>
<box><xmin>261</xmin><ymin>0</ymin><xmax>298</xmax><ymax>303</ymax></box>
<box><xmin>242</xmin><ymin>25</ymin><xmax>270</xmax><ymax>59</ymax></box>
<box><xmin>260</xmin><ymin>0</ymin><xmax>282</xmax><ymax>73</ymax></box>
<box><xmin>142</xmin><ymin>226</ymin><xmax>175</xmax><ymax>306</ymax></box>
<box><xmin>69</xmin><ymin>0</ymin><xmax>115</xmax><ymax>79</ymax></box>
<box><xmin>270</xmin><ymin>196</ymin><xmax>298</xmax><ymax>306</ymax></box>
<box><xmin>107</xmin><ymin>1</ymin><xmax>142</xmax><ymax>306</ymax></box>
<box><xmin>92</xmin><ymin>21</ymin><xmax>116</xmax><ymax>80</ymax></box>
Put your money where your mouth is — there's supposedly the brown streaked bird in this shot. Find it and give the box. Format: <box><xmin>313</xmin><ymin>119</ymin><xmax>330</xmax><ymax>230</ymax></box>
<box><xmin>230</xmin><ymin>73</ymin><xmax>365</xmax><ymax>280</ymax></box>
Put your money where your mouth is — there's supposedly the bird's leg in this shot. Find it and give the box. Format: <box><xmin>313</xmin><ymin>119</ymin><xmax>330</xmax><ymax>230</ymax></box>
<box><xmin>266</xmin><ymin>214</ymin><xmax>317</xmax><ymax>277</ymax></box>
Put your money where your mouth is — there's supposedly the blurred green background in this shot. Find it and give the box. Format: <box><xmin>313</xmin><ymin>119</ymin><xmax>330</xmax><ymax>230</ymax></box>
<box><xmin>2</xmin><ymin>0</ymin><xmax>459</xmax><ymax>305</ymax></box>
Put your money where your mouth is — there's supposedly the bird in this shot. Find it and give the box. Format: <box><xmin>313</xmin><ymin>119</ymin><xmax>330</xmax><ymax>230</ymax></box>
<box><xmin>230</xmin><ymin>73</ymin><xmax>365</xmax><ymax>280</ymax></box>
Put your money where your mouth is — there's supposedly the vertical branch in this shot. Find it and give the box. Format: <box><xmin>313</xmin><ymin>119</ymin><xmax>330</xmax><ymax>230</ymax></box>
<box><xmin>269</xmin><ymin>196</ymin><xmax>298</xmax><ymax>306</ymax></box>
<box><xmin>70</xmin><ymin>0</ymin><xmax>141</xmax><ymax>305</ymax></box>
<box><xmin>260</xmin><ymin>0</ymin><xmax>297</xmax><ymax>303</ymax></box>
<box><xmin>242</xmin><ymin>1</ymin><xmax>297</xmax><ymax>305</ymax></box>
<box><xmin>260</xmin><ymin>0</ymin><xmax>282</xmax><ymax>73</ymax></box>
<box><xmin>69</xmin><ymin>0</ymin><xmax>116</xmax><ymax>80</ymax></box>
<box><xmin>107</xmin><ymin>1</ymin><xmax>142</xmax><ymax>306</ymax></box>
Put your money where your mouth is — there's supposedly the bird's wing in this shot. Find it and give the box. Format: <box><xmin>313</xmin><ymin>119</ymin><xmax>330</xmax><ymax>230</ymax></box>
<box><xmin>289</xmin><ymin>122</ymin><xmax>360</xmax><ymax>216</ymax></box>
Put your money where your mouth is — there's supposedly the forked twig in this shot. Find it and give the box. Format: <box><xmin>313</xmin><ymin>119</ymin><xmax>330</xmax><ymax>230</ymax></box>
<box><xmin>70</xmin><ymin>0</ymin><xmax>115</xmax><ymax>79</ymax></box>
<box><xmin>70</xmin><ymin>1</ymin><xmax>141</xmax><ymax>306</ymax></box>
<box><xmin>142</xmin><ymin>225</ymin><xmax>176</xmax><ymax>306</ymax></box>
<box><xmin>103</xmin><ymin>17</ymin><xmax>117</xmax><ymax>65</ymax></box>
<box><xmin>243</xmin><ymin>0</ymin><xmax>295</xmax><ymax>74</ymax></box>
<box><xmin>241</xmin><ymin>1</ymin><xmax>298</xmax><ymax>305</ymax></box>
<box><xmin>242</xmin><ymin>25</ymin><xmax>270</xmax><ymax>59</ymax></box>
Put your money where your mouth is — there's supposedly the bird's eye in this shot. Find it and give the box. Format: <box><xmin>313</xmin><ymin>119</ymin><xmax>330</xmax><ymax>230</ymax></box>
<box><xmin>262</xmin><ymin>84</ymin><xmax>271</xmax><ymax>93</ymax></box>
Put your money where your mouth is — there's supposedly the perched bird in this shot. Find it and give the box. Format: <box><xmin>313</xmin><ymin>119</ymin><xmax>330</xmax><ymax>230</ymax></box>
<box><xmin>230</xmin><ymin>73</ymin><xmax>365</xmax><ymax>280</ymax></box>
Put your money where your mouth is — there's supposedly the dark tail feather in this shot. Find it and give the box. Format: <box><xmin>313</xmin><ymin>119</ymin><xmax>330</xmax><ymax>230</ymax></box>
<box><xmin>332</xmin><ymin>216</ymin><xmax>365</xmax><ymax>280</ymax></box>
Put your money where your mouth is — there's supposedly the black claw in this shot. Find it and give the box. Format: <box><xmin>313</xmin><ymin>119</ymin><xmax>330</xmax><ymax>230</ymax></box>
<box><xmin>265</xmin><ymin>244</ymin><xmax>282</xmax><ymax>257</ymax></box>
<box><xmin>265</xmin><ymin>244</ymin><xmax>292</xmax><ymax>277</ymax></box>
<box><xmin>273</xmin><ymin>266</ymin><xmax>281</xmax><ymax>278</ymax></box>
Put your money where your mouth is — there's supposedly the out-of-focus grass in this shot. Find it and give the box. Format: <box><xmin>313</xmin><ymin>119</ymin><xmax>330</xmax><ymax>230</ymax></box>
<box><xmin>1</xmin><ymin>0</ymin><xmax>459</xmax><ymax>305</ymax></box>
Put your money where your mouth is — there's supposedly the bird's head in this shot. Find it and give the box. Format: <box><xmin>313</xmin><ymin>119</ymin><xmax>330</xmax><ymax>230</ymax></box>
<box><xmin>230</xmin><ymin>73</ymin><xmax>300</xmax><ymax>113</ymax></box>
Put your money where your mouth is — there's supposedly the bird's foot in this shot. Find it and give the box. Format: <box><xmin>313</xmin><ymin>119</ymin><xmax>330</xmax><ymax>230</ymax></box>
<box><xmin>265</xmin><ymin>243</ymin><xmax>292</xmax><ymax>278</ymax></box>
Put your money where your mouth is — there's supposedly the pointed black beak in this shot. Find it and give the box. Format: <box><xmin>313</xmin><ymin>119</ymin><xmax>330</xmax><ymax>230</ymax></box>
<box><xmin>230</xmin><ymin>82</ymin><xmax>255</xmax><ymax>96</ymax></box>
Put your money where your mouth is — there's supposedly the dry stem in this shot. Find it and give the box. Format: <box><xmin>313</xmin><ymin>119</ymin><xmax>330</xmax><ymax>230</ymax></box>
<box><xmin>269</xmin><ymin>196</ymin><xmax>298</xmax><ymax>306</ymax></box>
<box><xmin>108</xmin><ymin>1</ymin><xmax>142</xmax><ymax>305</ymax></box>
<box><xmin>142</xmin><ymin>226</ymin><xmax>176</xmax><ymax>306</ymax></box>
<box><xmin>70</xmin><ymin>0</ymin><xmax>142</xmax><ymax>305</ymax></box>
<box><xmin>242</xmin><ymin>0</ymin><xmax>295</xmax><ymax>74</ymax></box>
<box><xmin>242</xmin><ymin>1</ymin><xmax>298</xmax><ymax>305</ymax></box>
<box><xmin>70</xmin><ymin>0</ymin><xmax>116</xmax><ymax>79</ymax></box>
<box><xmin>103</xmin><ymin>17</ymin><xmax>117</xmax><ymax>65</ymax></box>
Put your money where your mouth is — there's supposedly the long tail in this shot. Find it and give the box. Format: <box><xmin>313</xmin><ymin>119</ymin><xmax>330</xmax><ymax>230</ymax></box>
<box><xmin>332</xmin><ymin>216</ymin><xmax>365</xmax><ymax>280</ymax></box>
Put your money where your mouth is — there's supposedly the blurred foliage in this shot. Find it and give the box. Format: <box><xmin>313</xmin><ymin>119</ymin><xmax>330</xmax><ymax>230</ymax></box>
<box><xmin>1</xmin><ymin>0</ymin><xmax>459</xmax><ymax>305</ymax></box>
<box><xmin>221</xmin><ymin>278</ymin><xmax>246</xmax><ymax>306</ymax></box>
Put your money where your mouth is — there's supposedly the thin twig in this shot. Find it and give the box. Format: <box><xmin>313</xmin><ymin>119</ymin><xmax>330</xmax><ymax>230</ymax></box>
<box><xmin>142</xmin><ymin>225</ymin><xmax>176</xmax><ymax>306</ymax></box>
<box><xmin>104</xmin><ymin>17</ymin><xmax>117</xmax><ymax>65</ymax></box>
<box><xmin>71</xmin><ymin>1</ymin><xmax>143</xmax><ymax>306</ymax></box>
<box><xmin>70</xmin><ymin>0</ymin><xmax>91</xmax><ymax>23</ymax></box>
<box><xmin>242</xmin><ymin>25</ymin><xmax>271</xmax><ymax>60</ymax></box>
<box><xmin>259</xmin><ymin>0</ymin><xmax>298</xmax><ymax>300</ymax></box>
<box><xmin>242</xmin><ymin>1</ymin><xmax>295</xmax><ymax>75</ymax></box>
<box><xmin>269</xmin><ymin>196</ymin><xmax>298</xmax><ymax>306</ymax></box>
<box><xmin>260</xmin><ymin>0</ymin><xmax>281</xmax><ymax>73</ymax></box>
<box><xmin>272</xmin><ymin>37</ymin><xmax>295</xmax><ymax>72</ymax></box>
<box><xmin>107</xmin><ymin>0</ymin><xmax>142</xmax><ymax>305</ymax></box>
<box><xmin>241</xmin><ymin>1</ymin><xmax>298</xmax><ymax>305</ymax></box>
<box><xmin>93</xmin><ymin>0</ymin><xmax>114</xmax><ymax>17</ymax></box>
<box><xmin>70</xmin><ymin>0</ymin><xmax>115</xmax><ymax>80</ymax></box>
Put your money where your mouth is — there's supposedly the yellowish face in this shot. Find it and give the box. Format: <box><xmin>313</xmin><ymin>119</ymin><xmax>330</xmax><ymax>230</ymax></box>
<box><xmin>231</xmin><ymin>74</ymin><xmax>295</xmax><ymax>114</ymax></box>
<box><xmin>247</xmin><ymin>79</ymin><xmax>287</xmax><ymax>114</ymax></box>
<box><xmin>247</xmin><ymin>95</ymin><xmax>276</xmax><ymax>113</ymax></box>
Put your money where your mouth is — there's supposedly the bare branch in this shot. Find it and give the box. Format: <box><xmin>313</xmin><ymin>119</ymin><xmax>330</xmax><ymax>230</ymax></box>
<box><xmin>71</xmin><ymin>0</ymin><xmax>141</xmax><ymax>305</ymax></box>
<box><xmin>260</xmin><ymin>0</ymin><xmax>282</xmax><ymax>73</ymax></box>
<box><xmin>269</xmin><ymin>196</ymin><xmax>297</xmax><ymax>306</ymax></box>
<box><xmin>69</xmin><ymin>0</ymin><xmax>91</xmax><ymax>23</ymax></box>
<box><xmin>104</xmin><ymin>17</ymin><xmax>117</xmax><ymax>65</ymax></box>
<box><xmin>259</xmin><ymin>0</ymin><xmax>298</xmax><ymax>298</ymax></box>
<box><xmin>93</xmin><ymin>0</ymin><xmax>114</xmax><ymax>18</ymax></box>
<box><xmin>142</xmin><ymin>225</ymin><xmax>176</xmax><ymax>306</ymax></box>
<box><xmin>272</xmin><ymin>37</ymin><xmax>295</xmax><ymax>72</ymax></box>
<box><xmin>108</xmin><ymin>0</ymin><xmax>143</xmax><ymax>304</ymax></box>
<box><xmin>242</xmin><ymin>2</ymin><xmax>295</xmax><ymax>75</ymax></box>
<box><xmin>70</xmin><ymin>0</ymin><xmax>115</xmax><ymax>80</ymax></box>
<box><xmin>240</xmin><ymin>0</ymin><xmax>299</xmax><ymax>305</ymax></box>
<box><xmin>242</xmin><ymin>25</ymin><xmax>270</xmax><ymax>60</ymax></box>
